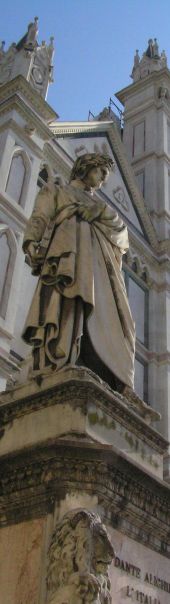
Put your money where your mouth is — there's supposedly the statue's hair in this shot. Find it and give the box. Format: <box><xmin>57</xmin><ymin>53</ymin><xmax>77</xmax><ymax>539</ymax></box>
<box><xmin>69</xmin><ymin>153</ymin><xmax>114</xmax><ymax>182</ymax></box>
<box><xmin>46</xmin><ymin>508</ymin><xmax>114</xmax><ymax>598</ymax></box>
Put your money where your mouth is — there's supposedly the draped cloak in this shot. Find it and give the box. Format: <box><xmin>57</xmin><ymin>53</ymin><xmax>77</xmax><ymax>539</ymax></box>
<box><xmin>22</xmin><ymin>183</ymin><xmax>135</xmax><ymax>388</ymax></box>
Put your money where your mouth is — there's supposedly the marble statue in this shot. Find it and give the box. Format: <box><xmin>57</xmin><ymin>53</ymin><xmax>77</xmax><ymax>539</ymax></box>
<box><xmin>46</xmin><ymin>508</ymin><xmax>114</xmax><ymax>604</ymax></box>
<box><xmin>22</xmin><ymin>153</ymin><xmax>135</xmax><ymax>391</ymax></box>
<box><xmin>25</xmin><ymin>17</ymin><xmax>39</xmax><ymax>48</ymax></box>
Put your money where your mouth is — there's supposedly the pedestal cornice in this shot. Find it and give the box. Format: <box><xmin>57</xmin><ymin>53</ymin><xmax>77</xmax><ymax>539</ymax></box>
<box><xmin>0</xmin><ymin>440</ymin><xmax>170</xmax><ymax>558</ymax></box>
<box><xmin>0</xmin><ymin>367</ymin><xmax>164</xmax><ymax>453</ymax></box>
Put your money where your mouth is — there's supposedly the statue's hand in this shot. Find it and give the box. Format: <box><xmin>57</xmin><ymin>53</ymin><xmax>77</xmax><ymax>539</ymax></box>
<box><xmin>25</xmin><ymin>241</ymin><xmax>41</xmax><ymax>263</ymax></box>
<box><xmin>77</xmin><ymin>202</ymin><xmax>104</xmax><ymax>222</ymax></box>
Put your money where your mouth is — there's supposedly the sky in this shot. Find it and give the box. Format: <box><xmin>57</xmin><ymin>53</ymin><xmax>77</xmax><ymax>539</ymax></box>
<box><xmin>1</xmin><ymin>0</ymin><xmax>170</xmax><ymax>121</ymax></box>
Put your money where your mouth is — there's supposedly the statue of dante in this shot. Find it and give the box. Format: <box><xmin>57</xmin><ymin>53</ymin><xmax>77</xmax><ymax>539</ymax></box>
<box><xmin>22</xmin><ymin>153</ymin><xmax>135</xmax><ymax>392</ymax></box>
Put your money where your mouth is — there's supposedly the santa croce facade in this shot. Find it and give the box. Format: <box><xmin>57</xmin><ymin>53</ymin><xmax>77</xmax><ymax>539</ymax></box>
<box><xmin>0</xmin><ymin>22</ymin><xmax>170</xmax><ymax>604</ymax></box>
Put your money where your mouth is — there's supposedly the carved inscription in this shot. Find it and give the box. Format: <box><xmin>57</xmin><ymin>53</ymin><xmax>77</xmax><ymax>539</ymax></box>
<box><xmin>144</xmin><ymin>574</ymin><xmax>170</xmax><ymax>593</ymax></box>
<box><xmin>115</xmin><ymin>556</ymin><xmax>141</xmax><ymax>577</ymax></box>
<box><xmin>114</xmin><ymin>556</ymin><xmax>170</xmax><ymax>603</ymax></box>
<box><xmin>126</xmin><ymin>586</ymin><xmax>160</xmax><ymax>603</ymax></box>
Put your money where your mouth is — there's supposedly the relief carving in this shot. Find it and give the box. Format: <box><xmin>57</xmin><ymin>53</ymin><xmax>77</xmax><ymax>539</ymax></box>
<box><xmin>1</xmin><ymin>450</ymin><xmax>170</xmax><ymax>553</ymax></box>
<box><xmin>46</xmin><ymin>508</ymin><xmax>114</xmax><ymax>604</ymax></box>
<box><xmin>113</xmin><ymin>186</ymin><xmax>129</xmax><ymax>212</ymax></box>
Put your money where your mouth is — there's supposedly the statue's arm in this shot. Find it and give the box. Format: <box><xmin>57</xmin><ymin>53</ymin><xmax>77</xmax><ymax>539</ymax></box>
<box><xmin>93</xmin><ymin>202</ymin><xmax>129</xmax><ymax>268</ymax></box>
<box><xmin>23</xmin><ymin>184</ymin><xmax>57</xmax><ymax>259</ymax></box>
<box><xmin>76</xmin><ymin>199</ymin><xmax>106</xmax><ymax>222</ymax></box>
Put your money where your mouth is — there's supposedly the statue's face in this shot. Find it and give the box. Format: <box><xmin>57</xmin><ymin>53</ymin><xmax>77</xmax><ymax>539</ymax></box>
<box><xmin>92</xmin><ymin>525</ymin><xmax>115</xmax><ymax>574</ymax></box>
<box><xmin>83</xmin><ymin>166</ymin><xmax>109</xmax><ymax>189</ymax></box>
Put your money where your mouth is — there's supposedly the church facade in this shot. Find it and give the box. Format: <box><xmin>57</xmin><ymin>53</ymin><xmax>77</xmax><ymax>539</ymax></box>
<box><xmin>0</xmin><ymin>24</ymin><xmax>169</xmax><ymax>466</ymax></box>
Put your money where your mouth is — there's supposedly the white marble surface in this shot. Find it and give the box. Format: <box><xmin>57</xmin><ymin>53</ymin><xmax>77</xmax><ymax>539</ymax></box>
<box><xmin>109</xmin><ymin>527</ymin><xmax>170</xmax><ymax>604</ymax></box>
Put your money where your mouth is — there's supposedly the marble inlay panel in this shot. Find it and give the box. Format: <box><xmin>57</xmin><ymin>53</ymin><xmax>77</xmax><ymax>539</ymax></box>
<box><xmin>0</xmin><ymin>517</ymin><xmax>45</xmax><ymax>604</ymax></box>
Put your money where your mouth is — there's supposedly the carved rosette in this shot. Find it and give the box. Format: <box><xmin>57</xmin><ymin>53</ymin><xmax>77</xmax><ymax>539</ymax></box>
<box><xmin>46</xmin><ymin>508</ymin><xmax>114</xmax><ymax>604</ymax></box>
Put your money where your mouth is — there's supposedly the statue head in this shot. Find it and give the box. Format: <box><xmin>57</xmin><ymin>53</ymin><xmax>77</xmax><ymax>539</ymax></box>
<box><xmin>69</xmin><ymin>153</ymin><xmax>114</xmax><ymax>190</ymax></box>
<box><xmin>47</xmin><ymin>508</ymin><xmax>114</xmax><ymax>604</ymax></box>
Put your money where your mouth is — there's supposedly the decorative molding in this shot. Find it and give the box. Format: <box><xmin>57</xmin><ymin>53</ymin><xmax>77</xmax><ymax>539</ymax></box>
<box><xmin>151</xmin><ymin>281</ymin><xmax>170</xmax><ymax>293</ymax></box>
<box><xmin>158</xmin><ymin>239</ymin><xmax>170</xmax><ymax>256</ymax></box>
<box><xmin>0</xmin><ymin>192</ymin><xmax>28</xmax><ymax>230</ymax></box>
<box><xmin>0</xmin><ymin>442</ymin><xmax>170</xmax><ymax>557</ymax></box>
<box><xmin>124</xmin><ymin>100</ymin><xmax>170</xmax><ymax>123</ymax></box>
<box><xmin>0</xmin><ymin>118</ymin><xmax>43</xmax><ymax>158</ymax></box>
<box><xmin>135</xmin><ymin>340</ymin><xmax>170</xmax><ymax>366</ymax></box>
<box><xmin>150</xmin><ymin>209</ymin><xmax>170</xmax><ymax>222</ymax></box>
<box><xmin>0</xmin><ymin>347</ymin><xmax>19</xmax><ymax>380</ymax></box>
<box><xmin>129</xmin><ymin>231</ymin><xmax>170</xmax><ymax>268</ymax></box>
<box><xmin>147</xmin><ymin>351</ymin><xmax>170</xmax><ymax>365</ymax></box>
<box><xmin>43</xmin><ymin>141</ymin><xmax>71</xmax><ymax>181</ymax></box>
<box><xmin>131</xmin><ymin>149</ymin><xmax>170</xmax><ymax>167</ymax></box>
<box><xmin>116</xmin><ymin>67</ymin><xmax>170</xmax><ymax>104</ymax></box>
<box><xmin>0</xmin><ymin>75</ymin><xmax>57</xmax><ymax>121</ymax></box>
<box><xmin>0</xmin><ymin>369</ymin><xmax>166</xmax><ymax>453</ymax></box>
<box><xmin>123</xmin><ymin>253</ymin><xmax>151</xmax><ymax>286</ymax></box>
<box><xmin>0</xmin><ymin>94</ymin><xmax>54</xmax><ymax>141</ymax></box>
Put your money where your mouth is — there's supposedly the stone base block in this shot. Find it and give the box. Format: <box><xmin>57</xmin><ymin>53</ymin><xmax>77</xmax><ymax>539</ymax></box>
<box><xmin>0</xmin><ymin>366</ymin><xmax>167</xmax><ymax>479</ymax></box>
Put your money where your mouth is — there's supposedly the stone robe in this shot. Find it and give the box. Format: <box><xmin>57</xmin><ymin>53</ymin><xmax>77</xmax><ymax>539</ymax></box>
<box><xmin>23</xmin><ymin>182</ymin><xmax>135</xmax><ymax>388</ymax></box>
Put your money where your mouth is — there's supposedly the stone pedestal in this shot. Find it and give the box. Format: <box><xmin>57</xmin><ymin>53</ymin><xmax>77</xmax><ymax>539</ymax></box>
<box><xmin>0</xmin><ymin>367</ymin><xmax>170</xmax><ymax>603</ymax></box>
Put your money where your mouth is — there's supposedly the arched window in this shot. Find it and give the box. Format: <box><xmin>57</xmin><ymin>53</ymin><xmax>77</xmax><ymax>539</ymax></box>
<box><xmin>6</xmin><ymin>153</ymin><xmax>26</xmax><ymax>204</ymax></box>
<box><xmin>0</xmin><ymin>227</ymin><xmax>17</xmax><ymax>320</ymax></box>
<box><xmin>131</xmin><ymin>259</ymin><xmax>138</xmax><ymax>273</ymax></box>
<box><xmin>0</xmin><ymin>233</ymin><xmax>11</xmax><ymax>318</ymax></box>
<box><xmin>37</xmin><ymin>166</ymin><xmax>49</xmax><ymax>190</ymax></box>
<box><xmin>37</xmin><ymin>165</ymin><xmax>62</xmax><ymax>192</ymax></box>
